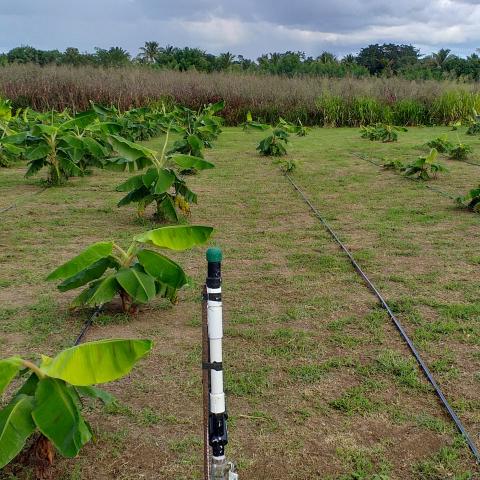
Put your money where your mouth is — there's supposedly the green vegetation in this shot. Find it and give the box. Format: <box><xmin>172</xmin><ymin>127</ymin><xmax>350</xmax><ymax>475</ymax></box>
<box><xmin>360</xmin><ymin>124</ymin><xmax>407</xmax><ymax>142</ymax></box>
<box><xmin>0</xmin><ymin>339</ymin><xmax>152</xmax><ymax>468</ymax></box>
<box><xmin>47</xmin><ymin>225</ymin><xmax>212</xmax><ymax>314</ymax></box>
<box><xmin>1</xmin><ymin>106</ymin><xmax>480</xmax><ymax>478</ymax></box>
<box><xmin>426</xmin><ymin>134</ymin><xmax>454</xmax><ymax>153</ymax></box>
<box><xmin>456</xmin><ymin>185</ymin><xmax>480</xmax><ymax>212</ymax></box>
<box><xmin>244</xmin><ymin>114</ymin><xmax>308</xmax><ymax>156</ymax></box>
<box><xmin>448</xmin><ymin>142</ymin><xmax>472</xmax><ymax>161</ymax></box>
<box><xmin>404</xmin><ymin>148</ymin><xmax>448</xmax><ymax>180</ymax></box>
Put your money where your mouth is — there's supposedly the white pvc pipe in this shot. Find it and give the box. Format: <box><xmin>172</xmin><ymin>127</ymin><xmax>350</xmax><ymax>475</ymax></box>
<box><xmin>207</xmin><ymin>286</ymin><xmax>225</xmax><ymax>415</ymax></box>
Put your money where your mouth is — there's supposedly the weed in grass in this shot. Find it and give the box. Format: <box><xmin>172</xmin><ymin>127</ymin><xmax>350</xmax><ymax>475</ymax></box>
<box><xmin>225</xmin><ymin>367</ymin><xmax>271</xmax><ymax>396</ymax></box>
<box><xmin>333</xmin><ymin>445</ymin><xmax>391</xmax><ymax>480</ymax></box>
<box><xmin>412</xmin><ymin>442</ymin><xmax>473</xmax><ymax>479</ymax></box>
<box><xmin>265</xmin><ymin>327</ymin><xmax>314</xmax><ymax>358</ymax></box>
<box><xmin>415</xmin><ymin>413</ymin><xmax>449</xmax><ymax>434</ymax></box>
<box><xmin>329</xmin><ymin>385</ymin><xmax>381</xmax><ymax>416</ymax></box>
<box><xmin>168</xmin><ymin>435</ymin><xmax>202</xmax><ymax>455</ymax></box>
<box><xmin>375</xmin><ymin>350</ymin><xmax>426</xmax><ymax>390</ymax></box>
<box><xmin>138</xmin><ymin>407</ymin><xmax>161</xmax><ymax>426</ymax></box>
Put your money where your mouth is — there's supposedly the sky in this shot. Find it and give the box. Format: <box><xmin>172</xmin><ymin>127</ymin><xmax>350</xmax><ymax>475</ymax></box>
<box><xmin>1</xmin><ymin>0</ymin><xmax>480</xmax><ymax>59</ymax></box>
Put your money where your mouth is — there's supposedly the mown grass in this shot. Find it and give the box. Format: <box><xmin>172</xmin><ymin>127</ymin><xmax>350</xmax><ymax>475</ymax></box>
<box><xmin>0</xmin><ymin>126</ymin><xmax>479</xmax><ymax>479</ymax></box>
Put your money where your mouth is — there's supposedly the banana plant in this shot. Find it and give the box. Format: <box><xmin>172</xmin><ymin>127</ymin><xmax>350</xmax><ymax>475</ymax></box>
<box><xmin>168</xmin><ymin>101</ymin><xmax>224</xmax><ymax>159</ymax></box>
<box><xmin>382</xmin><ymin>158</ymin><xmax>405</xmax><ymax>172</ymax></box>
<box><xmin>456</xmin><ymin>185</ymin><xmax>480</xmax><ymax>212</ymax></box>
<box><xmin>24</xmin><ymin>112</ymin><xmax>109</xmax><ymax>184</ymax></box>
<box><xmin>244</xmin><ymin>114</ymin><xmax>307</xmax><ymax>156</ymax></box>
<box><xmin>0</xmin><ymin>97</ymin><xmax>12</xmax><ymax>122</ymax></box>
<box><xmin>360</xmin><ymin>124</ymin><xmax>407</xmax><ymax>142</ymax></box>
<box><xmin>0</xmin><ymin>339</ymin><xmax>152</xmax><ymax>469</ymax></box>
<box><xmin>404</xmin><ymin>148</ymin><xmax>448</xmax><ymax>180</ymax></box>
<box><xmin>110</xmin><ymin>134</ymin><xmax>214</xmax><ymax>221</ymax></box>
<box><xmin>0</xmin><ymin>130</ymin><xmax>27</xmax><ymax>167</ymax></box>
<box><xmin>47</xmin><ymin>225</ymin><xmax>213</xmax><ymax>314</ymax></box>
<box><xmin>426</xmin><ymin>134</ymin><xmax>453</xmax><ymax>153</ymax></box>
<box><xmin>448</xmin><ymin>142</ymin><xmax>472</xmax><ymax>161</ymax></box>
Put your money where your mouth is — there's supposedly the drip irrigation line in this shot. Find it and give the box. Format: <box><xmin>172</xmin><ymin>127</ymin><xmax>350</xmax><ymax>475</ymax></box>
<box><xmin>284</xmin><ymin>172</ymin><xmax>480</xmax><ymax>464</ymax></box>
<box><xmin>73</xmin><ymin>305</ymin><xmax>103</xmax><ymax>346</ymax></box>
<box><xmin>352</xmin><ymin>152</ymin><xmax>459</xmax><ymax>201</ymax></box>
<box><xmin>464</xmin><ymin>160</ymin><xmax>480</xmax><ymax>167</ymax></box>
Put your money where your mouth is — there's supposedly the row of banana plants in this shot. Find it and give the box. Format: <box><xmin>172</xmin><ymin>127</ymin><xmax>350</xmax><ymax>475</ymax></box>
<box><xmin>0</xmin><ymin>97</ymin><xmax>224</xmax><ymax>221</ymax></box>
<box><xmin>0</xmin><ymin>100</ymin><xmax>224</xmax><ymax>473</ymax></box>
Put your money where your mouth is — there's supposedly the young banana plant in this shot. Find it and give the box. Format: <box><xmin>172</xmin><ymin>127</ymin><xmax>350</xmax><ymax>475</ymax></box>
<box><xmin>404</xmin><ymin>148</ymin><xmax>448</xmax><ymax>180</ymax></box>
<box><xmin>244</xmin><ymin>113</ymin><xmax>307</xmax><ymax>156</ymax></box>
<box><xmin>456</xmin><ymin>185</ymin><xmax>480</xmax><ymax>212</ymax></box>
<box><xmin>47</xmin><ymin>225</ymin><xmax>213</xmax><ymax>314</ymax></box>
<box><xmin>0</xmin><ymin>339</ymin><xmax>152</xmax><ymax>469</ymax></box>
<box><xmin>110</xmin><ymin>133</ymin><xmax>214</xmax><ymax>222</ymax></box>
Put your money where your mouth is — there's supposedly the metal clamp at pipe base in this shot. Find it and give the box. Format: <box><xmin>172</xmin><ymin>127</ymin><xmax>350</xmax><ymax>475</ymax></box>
<box><xmin>210</xmin><ymin>456</ymin><xmax>238</xmax><ymax>480</ymax></box>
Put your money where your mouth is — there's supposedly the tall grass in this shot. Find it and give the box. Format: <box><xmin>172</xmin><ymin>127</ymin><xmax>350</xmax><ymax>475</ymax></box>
<box><xmin>1</xmin><ymin>64</ymin><xmax>479</xmax><ymax>126</ymax></box>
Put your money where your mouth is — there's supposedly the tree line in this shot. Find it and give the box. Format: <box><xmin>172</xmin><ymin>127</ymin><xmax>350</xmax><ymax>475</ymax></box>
<box><xmin>2</xmin><ymin>42</ymin><xmax>480</xmax><ymax>80</ymax></box>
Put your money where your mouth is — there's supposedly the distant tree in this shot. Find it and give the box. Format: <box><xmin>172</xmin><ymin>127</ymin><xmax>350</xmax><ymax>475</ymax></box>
<box><xmin>7</xmin><ymin>46</ymin><xmax>39</xmax><ymax>64</ymax></box>
<box><xmin>431</xmin><ymin>48</ymin><xmax>452</xmax><ymax>68</ymax></box>
<box><xmin>139</xmin><ymin>41</ymin><xmax>160</xmax><ymax>63</ymax></box>
<box><xmin>94</xmin><ymin>47</ymin><xmax>131</xmax><ymax>67</ymax></box>
<box><xmin>317</xmin><ymin>51</ymin><xmax>337</xmax><ymax>64</ymax></box>
<box><xmin>341</xmin><ymin>54</ymin><xmax>357</xmax><ymax>65</ymax></box>
<box><xmin>357</xmin><ymin>43</ymin><xmax>419</xmax><ymax>75</ymax></box>
<box><xmin>217</xmin><ymin>52</ymin><xmax>236</xmax><ymax>70</ymax></box>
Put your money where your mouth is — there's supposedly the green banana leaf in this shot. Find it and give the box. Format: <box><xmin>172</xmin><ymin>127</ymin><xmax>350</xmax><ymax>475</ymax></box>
<box><xmin>172</xmin><ymin>154</ymin><xmax>214</xmax><ymax>170</ymax></box>
<box><xmin>116</xmin><ymin>174</ymin><xmax>144</xmax><ymax>192</ymax></box>
<box><xmin>58</xmin><ymin>257</ymin><xmax>115</xmax><ymax>292</ymax></box>
<box><xmin>154</xmin><ymin>169</ymin><xmax>175</xmax><ymax>194</ymax></box>
<box><xmin>39</xmin><ymin>339</ymin><xmax>153</xmax><ymax>385</ymax></box>
<box><xmin>0</xmin><ymin>394</ymin><xmax>36</xmax><ymax>468</ymax></box>
<box><xmin>71</xmin><ymin>274</ymin><xmax>119</xmax><ymax>307</ymax></box>
<box><xmin>137</xmin><ymin>249</ymin><xmax>188</xmax><ymax>289</ymax></box>
<box><xmin>116</xmin><ymin>267</ymin><xmax>156</xmax><ymax>303</ymax></box>
<box><xmin>32</xmin><ymin>378</ymin><xmax>91</xmax><ymax>458</ymax></box>
<box><xmin>0</xmin><ymin>357</ymin><xmax>22</xmax><ymax>395</ymax></box>
<box><xmin>47</xmin><ymin>242</ymin><xmax>113</xmax><ymax>281</ymax></box>
<box><xmin>134</xmin><ymin>225</ymin><xmax>213</xmax><ymax>250</ymax></box>
<box><xmin>108</xmin><ymin>135</ymin><xmax>156</xmax><ymax>162</ymax></box>
<box><xmin>75</xmin><ymin>386</ymin><xmax>116</xmax><ymax>406</ymax></box>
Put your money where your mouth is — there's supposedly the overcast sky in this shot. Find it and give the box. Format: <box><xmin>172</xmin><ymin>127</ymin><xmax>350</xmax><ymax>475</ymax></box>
<box><xmin>1</xmin><ymin>0</ymin><xmax>480</xmax><ymax>59</ymax></box>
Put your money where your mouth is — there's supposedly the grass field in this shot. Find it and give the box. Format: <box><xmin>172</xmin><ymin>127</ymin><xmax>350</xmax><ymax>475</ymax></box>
<box><xmin>1</xmin><ymin>126</ymin><xmax>480</xmax><ymax>479</ymax></box>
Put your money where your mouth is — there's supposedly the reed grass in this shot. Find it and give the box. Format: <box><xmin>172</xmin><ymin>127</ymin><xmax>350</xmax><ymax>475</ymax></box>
<box><xmin>1</xmin><ymin>64</ymin><xmax>479</xmax><ymax>126</ymax></box>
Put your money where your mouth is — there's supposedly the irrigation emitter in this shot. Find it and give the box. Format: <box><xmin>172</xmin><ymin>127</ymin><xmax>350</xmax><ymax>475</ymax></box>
<box><xmin>202</xmin><ymin>247</ymin><xmax>238</xmax><ymax>480</ymax></box>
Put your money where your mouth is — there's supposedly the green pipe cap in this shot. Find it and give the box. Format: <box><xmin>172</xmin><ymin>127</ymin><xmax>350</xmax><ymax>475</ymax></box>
<box><xmin>206</xmin><ymin>247</ymin><xmax>222</xmax><ymax>263</ymax></box>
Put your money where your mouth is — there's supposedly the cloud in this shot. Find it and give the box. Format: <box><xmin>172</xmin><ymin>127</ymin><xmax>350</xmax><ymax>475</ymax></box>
<box><xmin>0</xmin><ymin>0</ymin><xmax>479</xmax><ymax>58</ymax></box>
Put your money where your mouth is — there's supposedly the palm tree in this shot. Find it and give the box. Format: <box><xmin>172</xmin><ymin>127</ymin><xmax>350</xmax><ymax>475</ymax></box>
<box><xmin>317</xmin><ymin>51</ymin><xmax>337</xmax><ymax>64</ymax></box>
<box><xmin>432</xmin><ymin>48</ymin><xmax>451</xmax><ymax>68</ymax></box>
<box><xmin>341</xmin><ymin>54</ymin><xmax>356</xmax><ymax>65</ymax></box>
<box><xmin>139</xmin><ymin>41</ymin><xmax>160</xmax><ymax>63</ymax></box>
<box><xmin>217</xmin><ymin>52</ymin><xmax>235</xmax><ymax>70</ymax></box>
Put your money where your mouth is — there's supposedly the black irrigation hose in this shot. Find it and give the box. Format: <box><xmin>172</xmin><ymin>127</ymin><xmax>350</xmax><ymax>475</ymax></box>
<box><xmin>73</xmin><ymin>305</ymin><xmax>103</xmax><ymax>346</ymax></box>
<box><xmin>284</xmin><ymin>172</ymin><xmax>480</xmax><ymax>464</ymax></box>
<box><xmin>352</xmin><ymin>152</ymin><xmax>459</xmax><ymax>201</ymax></box>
